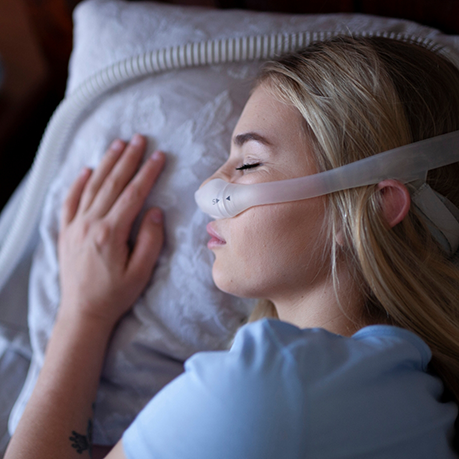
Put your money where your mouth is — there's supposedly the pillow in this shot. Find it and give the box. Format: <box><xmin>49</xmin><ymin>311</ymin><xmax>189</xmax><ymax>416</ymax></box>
<box><xmin>9</xmin><ymin>0</ymin><xmax>459</xmax><ymax>445</ymax></box>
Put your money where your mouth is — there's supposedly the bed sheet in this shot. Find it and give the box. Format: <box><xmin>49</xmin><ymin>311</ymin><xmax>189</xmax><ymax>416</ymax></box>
<box><xmin>0</xmin><ymin>179</ymin><xmax>34</xmax><ymax>458</ymax></box>
<box><xmin>0</xmin><ymin>328</ymin><xmax>30</xmax><ymax>458</ymax></box>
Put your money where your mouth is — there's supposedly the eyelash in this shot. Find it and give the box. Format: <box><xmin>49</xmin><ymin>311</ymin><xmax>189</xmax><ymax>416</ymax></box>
<box><xmin>235</xmin><ymin>162</ymin><xmax>260</xmax><ymax>171</ymax></box>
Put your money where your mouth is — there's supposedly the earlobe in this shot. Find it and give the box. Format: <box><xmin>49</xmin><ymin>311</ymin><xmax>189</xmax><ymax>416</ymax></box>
<box><xmin>377</xmin><ymin>180</ymin><xmax>411</xmax><ymax>228</ymax></box>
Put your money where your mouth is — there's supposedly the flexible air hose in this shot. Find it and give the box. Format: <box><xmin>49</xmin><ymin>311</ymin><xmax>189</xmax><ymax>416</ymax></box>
<box><xmin>0</xmin><ymin>30</ymin><xmax>446</xmax><ymax>290</ymax></box>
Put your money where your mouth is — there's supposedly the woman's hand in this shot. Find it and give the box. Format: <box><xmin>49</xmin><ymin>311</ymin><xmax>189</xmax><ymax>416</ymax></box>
<box><xmin>58</xmin><ymin>133</ymin><xmax>165</xmax><ymax>329</ymax></box>
<box><xmin>5</xmin><ymin>134</ymin><xmax>165</xmax><ymax>459</ymax></box>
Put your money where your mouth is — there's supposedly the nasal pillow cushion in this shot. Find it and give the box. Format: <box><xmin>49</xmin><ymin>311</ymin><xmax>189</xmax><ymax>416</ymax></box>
<box><xmin>9</xmin><ymin>0</ymin><xmax>459</xmax><ymax>444</ymax></box>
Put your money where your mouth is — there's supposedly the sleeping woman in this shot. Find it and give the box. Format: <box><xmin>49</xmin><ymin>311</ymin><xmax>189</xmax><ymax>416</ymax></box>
<box><xmin>5</xmin><ymin>35</ymin><xmax>459</xmax><ymax>458</ymax></box>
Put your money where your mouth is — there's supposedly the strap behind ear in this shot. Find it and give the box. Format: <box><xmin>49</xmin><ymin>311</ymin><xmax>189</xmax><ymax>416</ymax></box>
<box><xmin>411</xmin><ymin>182</ymin><xmax>459</xmax><ymax>256</ymax></box>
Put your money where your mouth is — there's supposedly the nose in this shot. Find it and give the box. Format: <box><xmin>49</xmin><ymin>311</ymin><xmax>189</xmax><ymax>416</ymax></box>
<box><xmin>199</xmin><ymin>164</ymin><xmax>229</xmax><ymax>190</ymax></box>
<box><xmin>199</xmin><ymin>173</ymin><xmax>216</xmax><ymax>190</ymax></box>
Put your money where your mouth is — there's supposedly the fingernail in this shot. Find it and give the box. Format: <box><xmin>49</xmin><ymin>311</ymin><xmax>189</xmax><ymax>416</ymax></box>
<box><xmin>111</xmin><ymin>139</ymin><xmax>124</xmax><ymax>151</ymax></box>
<box><xmin>150</xmin><ymin>208</ymin><xmax>163</xmax><ymax>224</ymax></box>
<box><xmin>151</xmin><ymin>150</ymin><xmax>163</xmax><ymax>161</ymax></box>
<box><xmin>131</xmin><ymin>133</ymin><xmax>143</xmax><ymax>146</ymax></box>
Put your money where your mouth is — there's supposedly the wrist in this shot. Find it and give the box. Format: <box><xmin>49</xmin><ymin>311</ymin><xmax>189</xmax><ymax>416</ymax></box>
<box><xmin>43</xmin><ymin>308</ymin><xmax>115</xmax><ymax>382</ymax></box>
<box><xmin>54</xmin><ymin>304</ymin><xmax>117</xmax><ymax>340</ymax></box>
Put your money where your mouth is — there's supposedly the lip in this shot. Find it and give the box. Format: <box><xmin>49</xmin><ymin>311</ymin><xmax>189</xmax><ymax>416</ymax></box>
<box><xmin>206</xmin><ymin>222</ymin><xmax>226</xmax><ymax>249</ymax></box>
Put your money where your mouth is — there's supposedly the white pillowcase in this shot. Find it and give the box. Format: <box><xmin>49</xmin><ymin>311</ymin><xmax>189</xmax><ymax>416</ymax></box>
<box><xmin>10</xmin><ymin>0</ymin><xmax>459</xmax><ymax>444</ymax></box>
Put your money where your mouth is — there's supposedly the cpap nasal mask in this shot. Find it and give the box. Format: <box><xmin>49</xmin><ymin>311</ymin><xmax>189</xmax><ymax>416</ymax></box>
<box><xmin>195</xmin><ymin>130</ymin><xmax>459</xmax><ymax>254</ymax></box>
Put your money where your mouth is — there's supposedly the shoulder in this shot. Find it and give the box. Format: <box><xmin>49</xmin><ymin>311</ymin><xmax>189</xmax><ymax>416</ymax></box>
<box><xmin>180</xmin><ymin>319</ymin><xmax>434</xmax><ymax>400</ymax></box>
<box><xmin>233</xmin><ymin>319</ymin><xmax>436</xmax><ymax>406</ymax></box>
<box><xmin>220</xmin><ymin>318</ymin><xmax>432</xmax><ymax>379</ymax></box>
<box><xmin>122</xmin><ymin>319</ymin><xmax>457</xmax><ymax>459</ymax></box>
<box><xmin>185</xmin><ymin>320</ymin><xmax>454</xmax><ymax>453</ymax></box>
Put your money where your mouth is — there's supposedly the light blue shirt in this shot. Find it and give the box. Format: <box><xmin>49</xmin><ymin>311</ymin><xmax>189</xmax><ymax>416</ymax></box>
<box><xmin>123</xmin><ymin>319</ymin><xmax>458</xmax><ymax>458</ymax></box>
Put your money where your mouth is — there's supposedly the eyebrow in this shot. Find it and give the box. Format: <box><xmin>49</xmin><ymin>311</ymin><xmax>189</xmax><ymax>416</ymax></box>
<box><xmin>232</xmin><ymin>132</ymin><xmax>273</xmax><ymax>147</ymax></box>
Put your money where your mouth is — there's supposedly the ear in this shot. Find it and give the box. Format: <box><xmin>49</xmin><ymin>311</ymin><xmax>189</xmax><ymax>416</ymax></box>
<box><xmin>335</xmin><ymin>180</ymin><xmax>411</xmax><ymax>247</ymax></box>
<box><xmin>377</xmin><ymin>179</ymin><xmax>411</xmax><ymax>228</ymax></box>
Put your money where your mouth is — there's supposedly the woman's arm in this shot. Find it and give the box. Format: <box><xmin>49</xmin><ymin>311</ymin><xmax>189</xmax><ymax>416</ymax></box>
<box><xmin>5</xmin><ymin>134</ymin><xmax>165</xmax><ymax>459</ymax></box>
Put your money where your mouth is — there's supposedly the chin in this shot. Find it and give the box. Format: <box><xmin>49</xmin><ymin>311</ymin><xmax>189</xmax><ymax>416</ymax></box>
<box><xmin>211</xmin><ymin>267</ymin><xmax>262</xmax><ymax>299</ymax></box>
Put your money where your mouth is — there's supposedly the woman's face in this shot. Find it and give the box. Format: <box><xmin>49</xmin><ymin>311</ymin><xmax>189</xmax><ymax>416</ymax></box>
<box><xmin>204</xmin><ymin>84</ymin><xmax>330</xmax><ymax>305</ymax></box>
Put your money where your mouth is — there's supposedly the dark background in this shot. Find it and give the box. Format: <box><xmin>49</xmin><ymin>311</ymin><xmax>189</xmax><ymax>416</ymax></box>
<box><xmin>1</xmin><ymin>0</ymin><xmax>458</xmax><ymax>212</ymax></box>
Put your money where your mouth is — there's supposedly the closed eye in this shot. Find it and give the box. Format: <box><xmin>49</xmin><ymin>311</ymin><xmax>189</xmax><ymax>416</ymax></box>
<box><xmin>235</xmin><ymin>163</ymin><xmax>260</xmax><ymax>171</ymax></box>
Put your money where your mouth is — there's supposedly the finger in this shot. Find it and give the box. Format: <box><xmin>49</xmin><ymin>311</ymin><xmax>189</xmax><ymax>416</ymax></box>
<box><xmin>79</xmin><ymin>139</ymin><xmax>126</xmax><ymax>212</ymax></box>
<box><xmin>88</xmin><ymin>134</ymin><xmax>147</xmax><ymax>217</ymax></box>
<box><xmin>106</xmin><ymin>151</ymin><xmax>166</xmax><ymax>235</ymax></box>
<box><xmin>127</xmin><ymin>208</ymin><xmax>164</xmax><ymax>286</ymax></box>
<box><xmin>60</xmin><ymin>167</ymin><xmax>92</xmax><ymax>230</ymax></box>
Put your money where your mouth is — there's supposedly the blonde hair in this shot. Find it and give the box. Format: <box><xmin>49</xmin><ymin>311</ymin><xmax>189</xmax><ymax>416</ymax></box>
<box><xmin>252</xmin><ymin>36</ymin><xmax>459</xmax><ymax>416</ymax></box>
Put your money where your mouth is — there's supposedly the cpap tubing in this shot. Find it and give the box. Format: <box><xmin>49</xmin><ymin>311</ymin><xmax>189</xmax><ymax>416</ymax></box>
<box><xmin>195</xmin><ymin>130</ymin><xmax>459</xmax><ymax>219</ymax></box>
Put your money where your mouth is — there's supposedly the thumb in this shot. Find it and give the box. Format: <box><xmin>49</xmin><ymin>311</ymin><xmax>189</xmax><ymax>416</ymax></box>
<box><xmin>127</xmin><ymin>208</ymin><xmax>164</xmax><ymax>284</ymax></box>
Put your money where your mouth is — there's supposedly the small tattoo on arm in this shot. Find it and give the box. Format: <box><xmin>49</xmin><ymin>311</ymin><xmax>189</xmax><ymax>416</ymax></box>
<box><xmin>69</xmin><ymin>418</ymin><xmax>93</xmax><ymax>457</ymax></box>
<box><xmin>69</xmin><ymin>430</ymin><xmax>89</xmax><ymax>454</ymax></box>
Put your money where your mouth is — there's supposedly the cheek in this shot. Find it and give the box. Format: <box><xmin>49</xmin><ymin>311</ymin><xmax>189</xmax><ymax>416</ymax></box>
<box><xmin>219</xmin><ymin>211</ymin><xmax>276</xmax><ymax>284</ymax></box>
<box><xmin>264</xmin><ymin>202</ymin><xmax>328</xmax><ymax>268</ymax></box>
<box><xmin>212</xmin><ymin>199</ymin><xmax>328</xmax><ymax>296</ymax></box>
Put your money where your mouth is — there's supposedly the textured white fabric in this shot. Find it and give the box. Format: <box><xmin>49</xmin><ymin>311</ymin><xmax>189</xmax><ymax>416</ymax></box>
<box><xmin>0</xmin><ymin>324</ymin><xmax>30</xmax><ymax>458</ymax></box>
<box><xmin>7</xmin><ymin>0</ymin><xmax>459</xmax><ymax>445</ymax></box>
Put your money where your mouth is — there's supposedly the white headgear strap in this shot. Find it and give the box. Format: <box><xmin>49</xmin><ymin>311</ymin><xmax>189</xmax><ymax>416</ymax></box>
<box><xmin>411</xmin><ymin>181</ymin><xmax>459</xmax><ymax>256</ymax></box>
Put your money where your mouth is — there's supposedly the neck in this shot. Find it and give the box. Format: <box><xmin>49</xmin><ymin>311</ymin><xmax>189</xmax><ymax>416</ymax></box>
<box><xmin>270</xmin><ymin>263</ymin><xmax>366</xmax><ymax>337</ymax></box>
